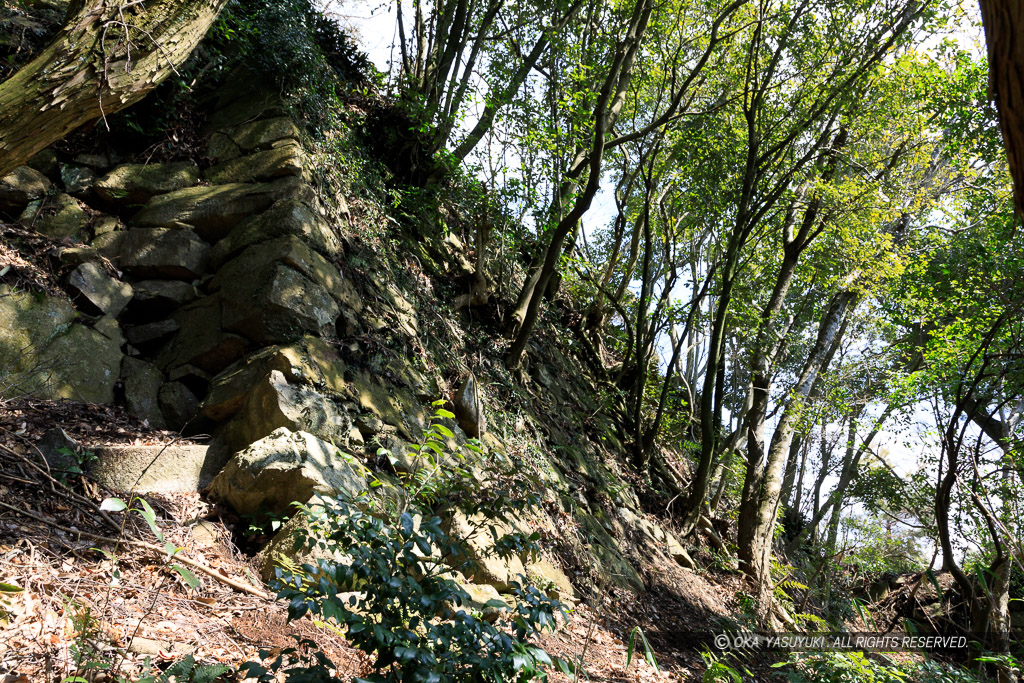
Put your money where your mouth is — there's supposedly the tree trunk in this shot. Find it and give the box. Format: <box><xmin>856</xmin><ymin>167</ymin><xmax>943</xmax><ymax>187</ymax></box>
<box><xmin>739</xmin><ymin>289</ymin><xmax>858</xmax><ymax>610</ymax></box>
<box><xmin>504</xmin><ymin>0</ymin><xmax>654</xmax><ymax>369</ymax></box>
<box><xmin>0</xmin><ymin>0</ymin><xmax>228</xmax><ymax>176</ymax></box>
<box><xmin>978</xmin><ymin>0</ymin><xmax>1024</xmax><ymax>219</ymax></box>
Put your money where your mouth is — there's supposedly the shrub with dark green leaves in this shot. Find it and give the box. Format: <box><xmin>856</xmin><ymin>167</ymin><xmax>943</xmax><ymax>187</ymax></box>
<box><xmin>239</xmin><ymin>495</ymin><xmax>567</xmax><ymax>682</ymax></box>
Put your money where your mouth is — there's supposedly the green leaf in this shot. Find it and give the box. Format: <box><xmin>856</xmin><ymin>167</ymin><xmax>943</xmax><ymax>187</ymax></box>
<box><xmin>135</xmin><ymin>498</ymin><xmax>162</xmax><ymax>539</ymax></box>
<box><xmin>435</xmin><ymin>409</ymin><xmax>456</xmax><ymax>419</ymax></box>
<box><xmin>100</xmin><ymin>497</ymin><xmax>127</xmax><ymax>512</ymax></box>
<box><xmin>171</xmin><ymin>564</ymin><xmax>200</xmax><ymax>590</ymax></box>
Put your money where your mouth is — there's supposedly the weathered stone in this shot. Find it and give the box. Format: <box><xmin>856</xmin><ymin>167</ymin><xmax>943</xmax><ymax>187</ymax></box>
<box><xmin>157</xmin><ymin>296</ymin><xmax>249</xmax><ymax>375</ymax></box>
<box><xmin>93</xmin><ymin>216</ymin><xmax>122</xmax><ymax>236</ymax></box>
<box><xmin>36</xmin><ymin>427</ymin><xmax>79</xmax><ymax>473</ymax></box>
<box><xmin>125</xmin><ymin>319</ymin><xmax>179</xmax><ymax>346</ymax></box>
<box><xmin>446</xmin><ymin>511</ymin><xmax>527</xmax><ymax>592</ymax></box>
<box><xmin>354</xmin><ymin>413</ymin><xmax>384</xmax><ymax>437</ymax></box>
<box><xmin>57</xmin><ymin>246</ymin><xmax>101</xmax><ymax>267</ymax></box>
<box><xmin>528</xmin><ymin>558</ymin><xmax>576</xmax><ymax>601</ymax></box>
<box><xmin>211</xmin><ymin>242</ymin><xmax>341</xmax><ymax>343</ymax></box>
<box><xmin>41</xmin><ymin>324</ymin><xmax>123</xmax><ymax>403</ymax></box>
<box><xmin>130</xmin><ymin>280</ymin><xmax>200</xmax><ymax>307</ymax></box>
<box><xmin>385</xmin><ymin>358</ymin><xmax>436</xmax><ymax>400</ymax></box>
<box><xmin>21</xmin><ymin>193</ymin><xmax>88</xmax><ymax>240</ymax></box>
<box><xmin>158</xmin><ymin>381</ymin><xmax>200</xmax><ymax>431</ymax></box>
<box><xmin>453</xmin><ymin>579</ymin><xmax>506</xmax><ymax>622</ymax></box>
<box><xmin>453</xmin><ymin>372</ymin><xmax>486</xmax><ymax>437</ymax></box>
<box><xmin>208</xmin><ymin>117</ymin><xmax>301</xmax><ymax>161</ymax></box>
<box><xmin>206</xmin><ymin>428</ymin><xmax>366</xmax><ymax>517</ymax></box>
<box><xmin>91</xmin><ymin>229</ymin><xmax>126</xmax><ymax>258</ymax></box>
<box><xmin>208</xmin><ymin>200</ymin><xmax>341</xmax><ymax>268</ymax></box>
<box><xmin>131</xmin><ymin>178</ymin><xmax>308</xmax><ymax>242</ymax></box>
<box><xmin>67</xmin><ymin>262</ymin><xmax>133</xmax><ymax>317</ymax></box>
<box><xmin>168</xmin><ymin>364</ymin><xmax>211</xmax><ymax>385</ymax></box>
<box><xmin>121</xmin><ymin>357</ymin><xmax>167</xmax><ymax>428</ymax></box>
<box><xmin>116</xmin><ymin>227</ymin><xmax>210</xmax><ymax>281</ymax></box>
<box><xmin>205</xmin><ymin>140</ymin><xmax>305</xmax><ymax>184</ymax></box>
<box><xmin>202</xmin><ymin>337</ymin><xmax>347</xmax><ymax>421</ymax></box>
<box><xmin>256</xmin><ymin>497</ymin><xmax>351</xmax><ymax>581</ymax></box>
<box><xmin>211</xmin><ymin>235</ymin><xmax>346</xmax><ymax>297</ymax></box>
<box><xmin>27</xmin><ymin>149</ymin><xmax>59</xmax><ymax>179</ymax></box>
<box><xmin>95</xmin><ymin>162</ymin><xmax>200</xmax><ymax>205</ymax></box>
<box><xmin>222</xmin><ymin>369</ymin><xmax>348</xmax><ymax>449</ymax></box>
<box><xmin>577</xmin><ymin>513</ymin><xmax>645</xmax><ymax>592</ymax></box>
<box><xmin>0</xmin><ymin>166</ymin><xmax>50</xmax><ymax>209</ymax></box>
<box><xmin>89</xmin><ymin>443</ymin><xmax>224</xmax><ymax>493</ymax></box>
<box><xmin>1</xmin><ymin>287</ymin><xmax>126</xmax><ymax>402</ymax></box>
<box><xmin>60</xmin><ymin>164</ymin><xmax>95</xmax><ymax>196</ymax></box>
<box><xmin>349</xmin><ymin>369</ymin><xmax>427</xmax><ymax>441</ymax></box>
<box><xmin>93</xmin><ymin>315</ymin><xmax>124</xmax><ymax>346</ymax></box>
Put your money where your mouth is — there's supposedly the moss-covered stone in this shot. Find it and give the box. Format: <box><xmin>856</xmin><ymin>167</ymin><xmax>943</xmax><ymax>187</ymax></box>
<box><xmin>95</xmin><ymin>162</ymin><xmax>200</xmax><ymax>205</ymax></box>
<box><xmin>205</xmin><ymin>140</ymin><xmax>305</xmax><ymax>184</ymax></box>
<box><xmin>202</xmin><ymin>336</ymin><xmax>348</xmax><ymax>421</ymax></box>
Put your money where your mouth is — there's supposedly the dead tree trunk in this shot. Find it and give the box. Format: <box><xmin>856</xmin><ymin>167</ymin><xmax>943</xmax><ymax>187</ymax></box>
<box><xmin>0</xmin><ymin>0</ymin><xmax>228</xmax><ymax>176</ymax></box>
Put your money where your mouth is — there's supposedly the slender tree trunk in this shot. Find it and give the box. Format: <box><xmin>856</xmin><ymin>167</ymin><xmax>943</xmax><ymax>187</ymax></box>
<box><xmin>0</xmin><ymin>0</ymin><xmax>228</xmax><ymax>176</ymax></box>
<box><xmin>505</xmin><ymin>0</ymin><xmax>654</xmax><ymax>369</ymax></box>
<box><xmin>739</xmin><ymin>289</ymin><xmax>858</xmax><ymax>609</ymax></box>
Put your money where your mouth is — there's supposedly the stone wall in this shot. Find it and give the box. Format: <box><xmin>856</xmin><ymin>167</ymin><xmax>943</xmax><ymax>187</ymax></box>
<box><xmin>0</xmin><ymin>70</ymin><xmax>696</xmax><ymax>600</ymax></box>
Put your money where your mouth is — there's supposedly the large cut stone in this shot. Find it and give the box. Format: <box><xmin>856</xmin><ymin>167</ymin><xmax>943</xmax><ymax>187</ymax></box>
<box><xmin>21</xmin><ymin>193</ymin><xmax>88</xmax><ymax>240</ymax></box>
<box><xmin>445</xmin><ymin>511</ymin><xmax>526</xmax><ymax>592</ymax></box>
<box><xmin>349</xmin><ymin>370</ymin><xmax>427</xmax><ymax>442</ymax></box>
<box><xmin>221</xmin><ymin>369</ymin><xmax>348</xmax><ymax>450</ymax></box>
<box><xmin>0</xmin><ymin>166</ymin><xmax>50</xmax><ymax>209</ymax></box>
<box><xmin>130</xmin><ymin>280</ymin><xmax>200</xmax><ymax>307</ymax></box>
<box><xmin>120</xmin><ymin>357</ymin><xmax>166</xmax><ymax>428</ymax></box>
<box><xmin>208</xmin><ymin>199</ymin><xmax>340</xmax><ymax>268</ymax></box>
<box><xmin>95</xmin><ymin>162</ymin><xmax>200</xmax><ymax>205</ymax></box>
<box><xmin>205</xmin><ymin>140</ymin><xmax>305</xmax><ymax>184</ymax></box>
<box><xmin>202</xmin><ymin>337</ymin><xmax>347</xmax><ymax>421</ymax></box>
<box><xmin>157</xmin><ymin>296</ymin><xmax>249</xmax><ymax>375</ymax></box>
<box><xmin>131</xmin><ymin>178</ymin><xmax>311</xmax><ymax>242</ymax></box>
<box><xmin>67</xmin><ymin>262</ymin><xmax>133</xmax><ymax>317</ymax></box>
<box><xmin>89</xmin><ymin>443</ymin><xmax>224</xmax><ymax>493</ymax></box>
<box><xmin>0</xmin><ymin>287</ymin><xmax>76</xmax><ymax>394</ymax></box>
<box><xmin>38</xmin><ymin>324</ymin><xmax>123</xmax><ymax>403</ymax></box>
<box><xmin>210</xmin><ymin>240</ymin><xmax>341</xmax><ymax>343</ymax></box>
<box><xmin>211</xmin><ymin>235</ymin><xmax>345</xmax><ymax>296</ymax></box>
<box><xmin>206</xmin><ymin>428</ymin><xmax>366</xmax><ymax>517</ymax></box>
<box><xmin>60</xmin><ymin>165</ymin><xmax>96</xmax><ymax>197</ymax></box>
<box><xmin>115</xmin><ymin>227</ymin><xmax>210</xmax><ymax>280</ymax></box>
<box><xmin>158</xmin><ymin>381</ymin><xmax>199</xmax><ymax>431</ymax></box>
<box><xmin>207</xmin><ymin>116</ymin><xmax>301</xmax><ymax>160</ymax></box>
<box><xmin>125</xmin><ymin>319</ymin><xmax>179</xmax><ymax>346</ymax></box>
<box><xmin>0</xmin><ymin>286</ymin><xmax>122</xmax><ymax>402</ymax></box>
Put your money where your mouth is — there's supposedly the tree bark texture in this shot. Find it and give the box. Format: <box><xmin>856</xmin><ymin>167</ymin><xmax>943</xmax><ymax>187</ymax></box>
<box><xmin>979</xmin><ymin>0</ymin><xmax>1024</xmax><ymax>218</ymax></box>
<box><xmin>0</xmin><ymin>0</ymin><xmax>228</xmax><ymax>176</ymax></box>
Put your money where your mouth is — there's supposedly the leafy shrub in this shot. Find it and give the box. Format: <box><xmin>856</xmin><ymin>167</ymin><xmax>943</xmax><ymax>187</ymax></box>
<box><xmin>778</xmin><ymin>652</ymin><xmax>998</xmax><ymax>683</ymax></box>
<box><xmin>212</xmin><ymin>0</ymin><xmax>375</xmax><ymax>130</ymax></box>
<box><xmin>240</xmin><ymin>404</ymin><xmax>571</xmax><ymax>681</ymax></box>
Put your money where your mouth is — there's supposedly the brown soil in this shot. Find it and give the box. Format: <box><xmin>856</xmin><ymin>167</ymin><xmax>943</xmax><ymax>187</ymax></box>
<box><xmin>0</xmin><ymin>399</ymin><xmax>756</xmax><ymax>682</ymax></box>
